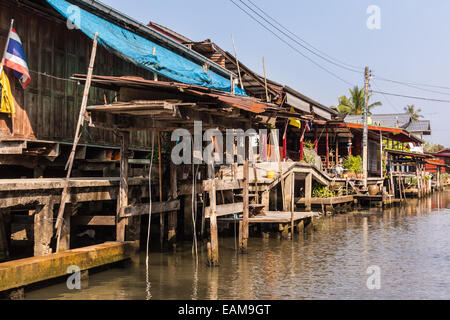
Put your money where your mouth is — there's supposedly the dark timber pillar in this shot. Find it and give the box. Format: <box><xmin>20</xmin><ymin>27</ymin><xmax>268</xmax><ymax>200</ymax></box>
<box><xmin>0</xmin><ymin>209</ymin><xmax>10</xmax><ymax>261</ymax></box>
<box><xmin>117</xmin><ymin>131</ymin><xmax>129</xmax><ymax>242</ymax></box>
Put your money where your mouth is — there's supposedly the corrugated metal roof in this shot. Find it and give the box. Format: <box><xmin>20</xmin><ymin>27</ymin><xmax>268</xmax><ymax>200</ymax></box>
<box><xmin>405</xmin><ymin>120</ymin><xmax>431</xmax><ymax>133</ymax></box>
<box><xmin>345</xmin><ymin>113</ymin><xmax>411</xmax><ymax>128</ymax></box>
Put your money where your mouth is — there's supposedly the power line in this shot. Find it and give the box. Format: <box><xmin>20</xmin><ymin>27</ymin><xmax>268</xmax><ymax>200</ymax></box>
<box><xmin>374</xmin><ymin>75</ymin><xmax>450</xmax><ymax>91</ymax></box>
<box><xmin>245</xmin><ymin>0</ymin><xmax>364</xmax><ymax>73</ymax></box>
<box><xmin>237</xmin><ymin>0</ymin><xmax>363</xmax><ymax>74</ymax></box>
<box><xmin>372</xmin><ymin>80</ymin><xmax>400</xmax><ymax>113</ymax></box>
<box><xmin>228</xmin><ymin>0</ymin><xmax>356</xmax><ymax>86</ymax></box>
<box><xmin>371</xmin><ymin>90</ymin><xmax>450</xmax><ymax>103</ymax></box>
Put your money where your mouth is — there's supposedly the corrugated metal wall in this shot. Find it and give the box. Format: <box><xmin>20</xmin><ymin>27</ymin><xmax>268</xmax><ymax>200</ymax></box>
<box><xmin>0</xmin><ymin>0</ymin><xmax>153</xmax><ymax>148</ymax></box>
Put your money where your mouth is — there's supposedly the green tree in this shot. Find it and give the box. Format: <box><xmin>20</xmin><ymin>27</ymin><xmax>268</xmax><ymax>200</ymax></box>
<box><xmin>333</xmin><ymin>86</ymin><xmax>382</xmax><ymax>115</ymax></box>
<box><xmin>404</xmin><ymin>104</ymin><xmax>423</xmax><ymax>121</ymax></box>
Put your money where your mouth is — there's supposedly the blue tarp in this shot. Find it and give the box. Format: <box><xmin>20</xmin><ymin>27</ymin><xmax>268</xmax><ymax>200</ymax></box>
<box><xmin>46</xmin><ymin>0</ymin><xmax>246</xmax><ymax>95</ymax></box>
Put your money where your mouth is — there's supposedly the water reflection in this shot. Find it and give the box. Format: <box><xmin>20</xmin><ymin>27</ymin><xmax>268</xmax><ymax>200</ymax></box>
<box><xmin>25</xmin><ymin>191</ymin><xmax>450</xmax><ymax>300</ymax></box>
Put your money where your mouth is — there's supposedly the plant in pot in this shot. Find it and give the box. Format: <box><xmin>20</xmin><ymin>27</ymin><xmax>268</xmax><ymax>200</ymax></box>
<box><xmin>342</xmin><ymin>155</ymin><xmax>362</xmax><ymax>179</ymax></box>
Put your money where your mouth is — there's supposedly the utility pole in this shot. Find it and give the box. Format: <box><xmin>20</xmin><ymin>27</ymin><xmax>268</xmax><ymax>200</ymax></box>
<box><xmin>362</xmin><ymin>66</ymin><xmax>371</xmax><ymax>189</ymax></box>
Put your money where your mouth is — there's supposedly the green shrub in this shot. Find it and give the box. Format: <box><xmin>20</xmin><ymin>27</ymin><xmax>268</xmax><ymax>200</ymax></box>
<box><xmin>342</xmin><ymin>155</ymin><xmax>362</xmax><ymax>174</ymax></box>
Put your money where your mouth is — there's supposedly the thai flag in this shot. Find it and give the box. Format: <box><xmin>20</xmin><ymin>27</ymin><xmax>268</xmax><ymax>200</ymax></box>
<box><xmin>2</xmin><ymin>27</ymin><xmax>31</xmax><ymax>89</ymax></box>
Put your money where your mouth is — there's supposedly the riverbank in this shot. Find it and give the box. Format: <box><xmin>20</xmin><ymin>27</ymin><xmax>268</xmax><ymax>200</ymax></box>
<box><xmin>21</xmin><ymin>190</ymin><xmax>449</xmax><ymax>300</ymax></box>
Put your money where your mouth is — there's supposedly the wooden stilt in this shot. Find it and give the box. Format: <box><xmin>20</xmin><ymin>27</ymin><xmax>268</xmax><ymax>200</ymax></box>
<box><xmin>208</xmin><ymin>179</ymin><xmax>219</xmax><ymax>266</ymax></box>
<box><xmin>0</xmin><ymin>209</ymin><xmax>10</xmax><ymax>261</ymax></box>
<box><xmin>158</xmin><ymin>132</ymin><xmax>164</xmax><ymax>250</ymax></box>
<box><xmin>34</xmin><ymin>202</ymin><xmax>54</xmax><ymax>256</ymax></box>
<box><xmin>239</xmin><ymin>158</ymin><xmax>249</xmax><ymax>253</ymax></box>
<box><xmin>59</xmin><ymin>204</ymin><xmax>73</xmax><ymax>252</ymax></box>
<box><xmin>168</xmin><ymin>211</ymin><xmax>177</xmax><ymax>250</ymax></box>
<box><xmin>305</xmin><ymin>172</ymin><xmax>312</xmax><ymax>212</ymax></box>
<box><xmin>290</xmin><ymin>173</ymin><xmax>295</xmax><ymax>236</ymax></box>
<box><xmin>116</xmin><ymin>131</ymin><xmax>129</xmax><ymax>242</ymax></box>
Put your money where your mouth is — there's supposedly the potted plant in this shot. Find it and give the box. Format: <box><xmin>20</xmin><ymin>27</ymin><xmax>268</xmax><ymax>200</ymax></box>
<box><xmin>342</xmin><ymin>155</ymin><xmax>362</xmax><ymax>179</ymax></box>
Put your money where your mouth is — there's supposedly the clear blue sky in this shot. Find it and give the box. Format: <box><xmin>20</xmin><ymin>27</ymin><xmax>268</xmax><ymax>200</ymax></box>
<box><xmin>102</xmin><ymin>0</ymin><xmax>450</xmax><ymax>147</ymax></box>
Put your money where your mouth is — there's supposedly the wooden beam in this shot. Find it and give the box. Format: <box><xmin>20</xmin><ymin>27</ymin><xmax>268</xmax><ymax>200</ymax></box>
<box><xmin>0</xmin><ymin>242</ymin><xmax>137</xmax><ymax>293</ymax></box>
<box><xmin>122</xmin><ymin>200</ymin><xmax>180</xmax><ymax>217</ymax></box>
<box><xmin>72</xmin><ymin>215</ymin><xmax>118</xmax><ymax>226</ymax></box>
<box><xmin>205</xmin><ymin>202</ymin><xmax>244</xmax><ymax>218</ymax></box>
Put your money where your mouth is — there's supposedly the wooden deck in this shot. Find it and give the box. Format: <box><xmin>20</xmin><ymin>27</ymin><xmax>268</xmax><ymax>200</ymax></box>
<box><xmin>218</xmin><ymin>211</ymin><xmax>318</xmax><ymax>224</ymax></box>
<box><xmin>0</xmin><ymin>241</ymin><xmax>138</xmax><ymax>293</ymax></box>
<box><xmin>296</xmin><ymin>195</ymin><xmax>354</xmax><ymax>205</ymax></box>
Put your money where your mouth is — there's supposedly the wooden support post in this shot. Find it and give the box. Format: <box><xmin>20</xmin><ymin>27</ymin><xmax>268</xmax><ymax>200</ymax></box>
<box><xmin>314</xmin><ymin>125</ymin><xmax>318</xmax><ymax>153</ymax></box>
<box><xmin>326</xmin><ymin>127</ymin><xmax>329</xmax><ymax>169</ymax></box>
<box><xmin>261</xmin><ymin>190</ymin><xmax>270</xmax><ymax>210</ymax></box>
<box><xmin>158</xmin><ymin>132</ymin><xmax>164</xmax><ymax>250</ymax></box>
<box><xmin>290</xmin><ymin>173</ymin><xmax>295</xmax><ymax>235</ymax></box>
<box><xmin>0</xmin><ymin>209</ymin><xmax>10</xmax><ymax>261</ymax></box>
<box><xmin>168</xmin><ymin>211</ymin><xmax>177</xmax><ymax>250</ymax></box>
<box><xmin>59</xmin><ymin>204</ymin><xmax>73</xmax><ymax>252</ymax></box>
<box><xmin>296</xmin><ymin>220</ymin><xmax>304</xmax><ymax>234</ymax></box>
<box><xmin>183</xmin><ymin>195</ymin><xmax>193</xmax><ymax>238</ymax></box>
<box><xmin>335</xmin><ymin>136</ymin><xmax>339</xmax><ymax>166</ymax></box>
<box><xmin>284</xmin><ymin>172</ymin><xmax>293</xmax><ymax>214</ymax></box>
<box><xmin>239</xmin><ymin>158</ymin><xmax>249</xmax><ymax>253</ymax></box>
<box><xmin>208</xmin><ymin>179</ymin><xmax>219</xmax><ymax>266</ymax></box>
<box><xmin>34</xmin><ymin>202</ymin><xmax>54</xmax><ymax>256</ymax></box>
<box><xmin>116</xmin><ymin>131</ymin><xmax>129</xmax><ymax>242</ymax></box>
<box><xmin>305</xmin><ymin>172</ymin><xmax>312</xmax><ymax>212</ymax></box>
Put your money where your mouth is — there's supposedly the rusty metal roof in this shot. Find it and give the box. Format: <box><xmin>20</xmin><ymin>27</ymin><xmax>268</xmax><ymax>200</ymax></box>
<box><xmin>73</xmin><ymin>74</ymin><xmax>273</xmax><ymax>114</ymax></box>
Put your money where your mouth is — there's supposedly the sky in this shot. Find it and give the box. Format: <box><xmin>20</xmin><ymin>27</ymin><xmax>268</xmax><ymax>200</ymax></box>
<box><xmin>102</xmin><ymin>0</ymin><xmax>450</xmax><ymax>147</ymax></box>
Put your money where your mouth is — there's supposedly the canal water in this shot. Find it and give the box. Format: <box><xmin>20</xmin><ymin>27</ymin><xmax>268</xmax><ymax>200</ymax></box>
<box><xmin>26</xmin><ymin>191</ymin><xmax>449</xmax><ymax>300</ymax></box>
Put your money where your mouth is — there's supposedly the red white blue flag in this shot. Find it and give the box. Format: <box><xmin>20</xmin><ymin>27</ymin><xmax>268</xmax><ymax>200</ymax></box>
<box><xmin>2</xmin><ymin>26</ymin><xmax>31</xmax><ymax>89</ymax></box>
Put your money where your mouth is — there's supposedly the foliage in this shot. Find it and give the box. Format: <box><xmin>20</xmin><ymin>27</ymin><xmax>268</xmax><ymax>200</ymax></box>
<box><xmin>332</xmin><ymin>86</ymin><xmax>382</xmax><ymax>115</ymax></box>
<box><xmin>423</xmin><ymin>141</ymin><xmax>445</xmax><ymax>153</ymax></box>
<box><xmin>312</xmin><ymin>182</ymin><xmax>335</xmax><ymax>198</ymax></box>
<box><xmin>302</xmin><ymin>141</ymin><xmax>316</xmax><ymax>165</ymax></box>
<box><xmin>303</xmin><ymin>141</ymin><xmax>315</xmax><ymax>150</ymax></box>
<box><xmin>342</xmin><ymin>155</ymin><xmax>362</xmax><ymax>174</ymax></box>
<box><xmin>404</xmin><ymin>104</ymin><xmax>423</xmax><ymax>121</ymax></box>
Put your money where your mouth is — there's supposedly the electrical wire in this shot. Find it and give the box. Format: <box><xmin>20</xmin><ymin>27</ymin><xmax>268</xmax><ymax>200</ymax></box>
<box><xmin>371</xmin><ymin>90</ymin><xmax>450</xmax><ymax>103</ymax></box>
<box><xmin>228</xmin><ymin>0</ymin><xmax>356</xmax><ymax>87</ymax></box>
<box><xmin>245</xmin><ymin>0</ymin><xmax>364</xmax><ymax>73</ymax></box>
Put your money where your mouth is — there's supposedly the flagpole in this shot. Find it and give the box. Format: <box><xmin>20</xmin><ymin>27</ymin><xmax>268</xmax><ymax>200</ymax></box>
<box><xmin>0</xmin><ymin>19</ymin><xmax>14</xmax><ymax>76</ymax></box>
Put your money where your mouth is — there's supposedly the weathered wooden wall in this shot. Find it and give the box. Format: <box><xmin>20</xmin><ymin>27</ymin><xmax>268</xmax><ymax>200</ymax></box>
<box><xmin>0</xmin><ymin>0</ymin><xmax>153</xmax><ymax>148</ymax></box>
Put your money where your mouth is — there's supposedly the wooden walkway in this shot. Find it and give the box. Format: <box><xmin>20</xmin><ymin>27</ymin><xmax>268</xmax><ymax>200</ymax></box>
<box><xmin>0</xmin><ymin>241</ymin><xmax>137</xmax><ymax>293</ymax></box>
<box><xmin>296</xmin><ymin>195</ymin><xmax>354</xmax><ymax>205</ymax></box>
<box><xmin>218</xmin><ymin>211</ymin><xmax>318</xmax><ymax>224</ymax></box>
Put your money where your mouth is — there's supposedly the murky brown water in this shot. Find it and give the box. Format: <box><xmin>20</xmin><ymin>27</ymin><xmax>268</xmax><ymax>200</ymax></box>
<box><xmin>26</xmin><ymin>191</ymin><xmax>450</xmax><ymax>300</ymax></box>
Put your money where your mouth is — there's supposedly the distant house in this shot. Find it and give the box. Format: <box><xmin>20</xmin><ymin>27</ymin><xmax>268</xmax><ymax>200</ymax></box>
<box><xmin>426</xmin><ymin>148</ymin><xmax>450</xmax><ymax>173</ymax></box>
<box><xmin>344</xmin><ymin>113</ymin><xmax>431</xmax><ymax>147</ymax></box>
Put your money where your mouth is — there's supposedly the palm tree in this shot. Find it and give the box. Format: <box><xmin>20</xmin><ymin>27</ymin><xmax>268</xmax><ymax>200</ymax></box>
<box><xmin>335</xmin><ymin>86</ymin><xmax>382</xmax><ymax>115</ymax></box>
<box><xmin>404</xmin><ymin>104</ymin><xmax>423</xmax><ymax>121</ymax></box>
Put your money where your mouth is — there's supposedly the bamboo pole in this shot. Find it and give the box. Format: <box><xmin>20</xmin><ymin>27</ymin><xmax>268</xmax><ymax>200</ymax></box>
<box><xmin>158</xmin><ymin>131</ymin><xmax>164</xmax><ymax>249</ymax></box>
<box><xmin>231</xmin><ymin>34</ymin><xmax>244</xmax><ymax>90</ymax></box>
<box><xmin>55</xmin><ymin>33</ymin><xmax>98</xmax><ymax>252</ymax></box>
<box><xmin>262</xmin><ymin>57</ymin><xmax>269</xmax><ymax>102</ymax></box>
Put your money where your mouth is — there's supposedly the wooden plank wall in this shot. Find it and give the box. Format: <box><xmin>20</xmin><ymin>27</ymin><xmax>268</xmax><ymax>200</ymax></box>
<box><xmin>0</xmin><ymin>0</ymin><xmax>154</xmax><ymax>148</ymax></box>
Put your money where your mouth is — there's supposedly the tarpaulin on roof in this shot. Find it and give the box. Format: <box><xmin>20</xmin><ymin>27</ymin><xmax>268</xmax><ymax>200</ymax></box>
<box><xmin>46</xmin><ymin>0</ymin><xmax>246</xmax><ymax>95</ymax></box>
